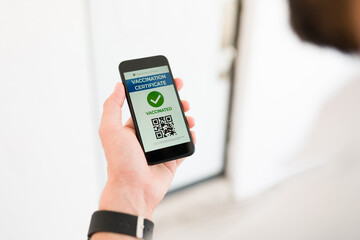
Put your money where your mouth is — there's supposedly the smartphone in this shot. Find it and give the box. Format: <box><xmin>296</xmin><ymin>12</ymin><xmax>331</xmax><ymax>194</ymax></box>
<box><xmin>118</xmin><ymin>55</ymin><xmax>195</xmax><ymax>165</ymax></box>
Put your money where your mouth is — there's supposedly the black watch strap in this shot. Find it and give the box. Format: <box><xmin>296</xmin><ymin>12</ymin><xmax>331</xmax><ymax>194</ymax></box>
<box><xmin>88</xmin><ymin>211</ymin><xmax>154</xmax><ymax>240</ymax></box>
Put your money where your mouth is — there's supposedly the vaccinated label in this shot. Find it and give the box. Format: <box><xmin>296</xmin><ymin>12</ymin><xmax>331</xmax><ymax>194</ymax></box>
<box><xmin>124</xmin><ymin>65</ymin><xmax>190</xmax><ymax>152</ymax></box>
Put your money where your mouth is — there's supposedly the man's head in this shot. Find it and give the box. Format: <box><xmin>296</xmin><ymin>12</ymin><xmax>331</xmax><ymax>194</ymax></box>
<box><xmin>288</xmin><ymin>0</ymin><xmax>360</xmax><ymax>53</ymax></box>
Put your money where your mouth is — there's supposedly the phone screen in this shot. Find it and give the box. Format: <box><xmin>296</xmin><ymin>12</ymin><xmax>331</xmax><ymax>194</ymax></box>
<box><xmin>123</xmin><ymin>65</ymin><xmax>191</xmax><ymax>152</ymax></box>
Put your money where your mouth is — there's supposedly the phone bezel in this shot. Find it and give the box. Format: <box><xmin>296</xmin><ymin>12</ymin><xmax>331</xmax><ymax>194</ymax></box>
<box><xmin>118</xmin><ymin>55</ymin><xmax>195</xmax><ymax>165</ymax></box>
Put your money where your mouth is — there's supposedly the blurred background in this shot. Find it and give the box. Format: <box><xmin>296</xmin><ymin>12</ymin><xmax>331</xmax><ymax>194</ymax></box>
<box><xmin>1</xmin><ymin>0</ymin><xmax>360</xmax><ymax>239</ymax></box>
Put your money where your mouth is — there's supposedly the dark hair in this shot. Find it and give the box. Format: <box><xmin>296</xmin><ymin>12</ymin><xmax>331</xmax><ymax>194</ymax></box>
<box><xmin>288</xmin><ymin>0</ymin><xmax>358</xmax><ymax>53</ymax></box>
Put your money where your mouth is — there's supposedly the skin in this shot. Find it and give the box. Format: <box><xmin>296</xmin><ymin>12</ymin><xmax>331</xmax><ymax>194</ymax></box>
<box><xmin>92</xmin><ymin>78</ymin><xmax>196</xmax><ymax>240</ymax></box>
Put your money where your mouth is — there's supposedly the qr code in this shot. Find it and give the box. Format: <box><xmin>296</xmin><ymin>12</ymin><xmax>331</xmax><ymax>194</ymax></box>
<box><xmin>151</xmin><ymin>115</ymin><xmax>177</xmax><ymax>139</ymax></box>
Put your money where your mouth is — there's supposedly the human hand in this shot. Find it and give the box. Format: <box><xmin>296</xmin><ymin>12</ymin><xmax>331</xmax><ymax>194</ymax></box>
<box><xmin>97</xmin><ymin>78</ymin><xmax>196</xmax><ymax>221</ymax></box>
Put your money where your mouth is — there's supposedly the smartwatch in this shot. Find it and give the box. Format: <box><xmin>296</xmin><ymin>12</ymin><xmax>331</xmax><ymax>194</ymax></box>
<box><xmin>88</xmin><ymin>211</ymin><xmax>154</xmax><ymax>240</ymax></box>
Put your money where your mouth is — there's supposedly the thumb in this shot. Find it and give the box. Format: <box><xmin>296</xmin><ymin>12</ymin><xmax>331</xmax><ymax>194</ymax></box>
<box><xmin>100</xmin><ymin>83</ymin><xmax>126</xmax><ymax>133</ymax></box>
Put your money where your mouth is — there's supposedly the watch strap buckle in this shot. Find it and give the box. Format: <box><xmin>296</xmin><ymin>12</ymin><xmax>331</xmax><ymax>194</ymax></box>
<box><xmin>136</xmin><ymin>216</ymin><xmax>145</xmax><ymax>239</ymax></box>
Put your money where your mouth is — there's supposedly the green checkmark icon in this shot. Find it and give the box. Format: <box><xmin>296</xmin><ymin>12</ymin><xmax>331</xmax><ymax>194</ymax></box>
<box><xmin>147</xmin><ymin>91</ymin><xmax>164</xmax><ymax>107</ymax></box>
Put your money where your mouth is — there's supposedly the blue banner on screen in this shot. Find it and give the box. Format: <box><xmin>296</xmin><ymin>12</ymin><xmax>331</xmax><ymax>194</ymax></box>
<box><xmin>126</xmin><ymin>72</ymin><xmax>173</xmax><ymax>93</ymax></box>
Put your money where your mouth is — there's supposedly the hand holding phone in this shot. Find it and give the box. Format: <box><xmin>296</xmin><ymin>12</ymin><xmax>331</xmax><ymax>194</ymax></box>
<box><xmin>97</xmin><ymin>76</ymin><xmax>195</xmax><ymax>221</ymax></box>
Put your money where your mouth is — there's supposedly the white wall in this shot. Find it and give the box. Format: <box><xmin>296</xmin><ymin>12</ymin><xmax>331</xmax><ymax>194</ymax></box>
<box><xmin>0</xmin><ymin>1</ymin><xmax>99</xmax><ymax>239</ymax></box>
<box><xmin>229</xmin><ymin>0</ymin><xmax>360</xmax><ymax>199</ymax></box>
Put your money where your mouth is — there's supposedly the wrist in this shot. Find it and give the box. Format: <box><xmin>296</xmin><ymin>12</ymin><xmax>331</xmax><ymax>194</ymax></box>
<box><xmin>99</xmin><ymin>182</ymin><xmax>153</xmax><ymax>220</ymax></box>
